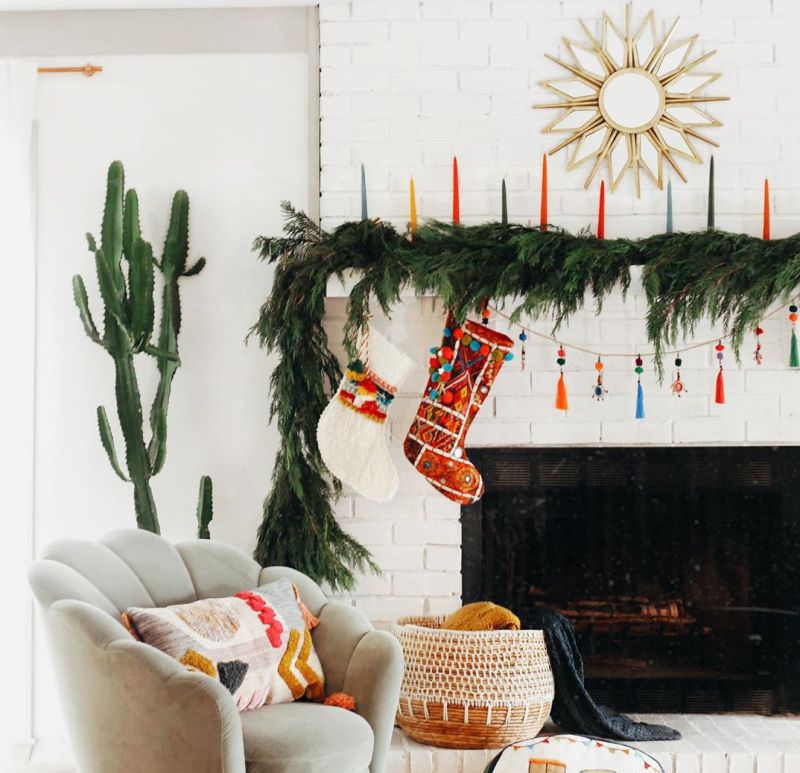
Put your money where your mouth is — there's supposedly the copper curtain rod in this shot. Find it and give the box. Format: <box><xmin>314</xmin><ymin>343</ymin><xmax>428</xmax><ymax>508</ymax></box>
<box><xmin>37</xmin><ymin>64</ymin><xmax>102</xmax><ymax>77</ymax></box>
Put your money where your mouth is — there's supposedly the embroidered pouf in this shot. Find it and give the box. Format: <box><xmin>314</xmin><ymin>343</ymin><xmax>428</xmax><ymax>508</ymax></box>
<box><xmin>317</xmin><ymin>325</ymin><xmax>415</xmax><ymax>502</ymax></box>
<box><xmin>485</xmin><ymin>735</ymin><xmax>664</xmax><ymax>773</ymax></box>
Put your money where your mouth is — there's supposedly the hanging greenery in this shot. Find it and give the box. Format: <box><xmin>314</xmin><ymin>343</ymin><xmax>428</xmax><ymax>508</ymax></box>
<box><xmin>251</xmin><ymin>203</ymin><xmax>800</xmax><ymax>589</ymax></box>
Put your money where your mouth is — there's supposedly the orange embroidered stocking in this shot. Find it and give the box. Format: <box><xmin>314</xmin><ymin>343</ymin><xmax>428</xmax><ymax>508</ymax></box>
<box><xmin>403</xmin><ymin>315</ymin><xmax>513</xmax><ymax>504</ymax></box>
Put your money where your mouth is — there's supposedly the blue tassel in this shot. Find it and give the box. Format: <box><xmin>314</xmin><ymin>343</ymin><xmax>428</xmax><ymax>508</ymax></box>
<box><xmin>635</xmin><ymin>380</ymin><xmax>645</xmax><ymax>419</ymax></box>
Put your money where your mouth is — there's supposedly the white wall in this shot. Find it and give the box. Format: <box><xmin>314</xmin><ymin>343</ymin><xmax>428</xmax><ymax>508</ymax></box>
<box><xmin>30</xmin><ymin>50</ymin><xmax>309</xmax><ymax>762</ymax></box>
<box><xmin>315</xmin><ymin>0</ymin><xmax>800</xmax><ymax>624</ymax></box>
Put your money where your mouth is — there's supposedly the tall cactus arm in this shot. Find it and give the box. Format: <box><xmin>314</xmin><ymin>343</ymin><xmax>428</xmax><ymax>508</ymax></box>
<box><xmin>72</xmin><ymin>274</ymin><xmax>102</xmax><ymax>345</ymax></box>
<box><xmin>94</xmin><ymin>247</ymin><xmax>127</xmax><ymax>331</ymax></box>
<box><xmin>182</xmin><ymin>257</ymin><xmax>206</xmax><ymax>277</ymax></box>
<box><xmin>122</xmin><ymin>189</ymin><xmax>141</xmax><ymax>262</ymax></box>
<box><xmin>161</xmin><ymin>190</ymin><xmax>190</xmax><ymax>281</ymax></box>
<box><xmin>147</xmin><ymin>284</ymin><xmax>179</xmax><ymax>477</ymax></box>
<box><xmin>101</xmin><ymin>162</ymin><xmax>126</xmax><ymax>288</ymax></box>
<box><xmin>128</xmin><ymin>238</ymin><xmax>155</xmax><ymax>351</ymax></box>
<box><xmin>196</xmin><ymin>475</ymin><xmax>213</xmax><ymax>539</ymax></box>
<box><xmin>96</xmin><ymin>405</ymin><xmax>129</xmax><ymax>481</ymax></box>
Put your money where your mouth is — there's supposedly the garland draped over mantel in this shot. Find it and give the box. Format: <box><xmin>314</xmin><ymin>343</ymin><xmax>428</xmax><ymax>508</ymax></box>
<box><xmin>250</xmin><ymin>203</ymin><xmax>800</xmax><ymax>590</ymax></box>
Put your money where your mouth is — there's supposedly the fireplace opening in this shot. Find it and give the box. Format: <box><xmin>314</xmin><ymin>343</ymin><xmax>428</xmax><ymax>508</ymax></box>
<box><xmin>461</xmin><ymin>447</ymin><xmax>800</xmax><ymax>714</ymax></box>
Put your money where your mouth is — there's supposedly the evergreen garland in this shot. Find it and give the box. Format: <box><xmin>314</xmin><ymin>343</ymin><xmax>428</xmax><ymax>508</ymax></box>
<box><xmin>251</xmin><ymin>203</ymin><xmax>800</xmax><ymax>589</ymax></box>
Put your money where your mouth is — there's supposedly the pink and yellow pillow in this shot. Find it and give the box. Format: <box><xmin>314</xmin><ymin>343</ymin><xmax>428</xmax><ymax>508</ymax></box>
<box><xmin>123</xmin><ymin>577</ymin><xmax>324</xmax><ymax>712</ymax></box>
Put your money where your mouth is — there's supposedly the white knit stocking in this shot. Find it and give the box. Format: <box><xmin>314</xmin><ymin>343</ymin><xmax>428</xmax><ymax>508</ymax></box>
<box><xmin>317</xmin><ymin>326</ymin><xmax>415</xmax><ymax>502</ymax></box>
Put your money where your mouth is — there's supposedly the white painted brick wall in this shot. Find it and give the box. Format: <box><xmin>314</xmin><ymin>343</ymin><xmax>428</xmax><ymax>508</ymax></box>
<box><xmin>317</xmin><ymin>0</ymin><xmax>800</xmax><ymax>625</ymax></box>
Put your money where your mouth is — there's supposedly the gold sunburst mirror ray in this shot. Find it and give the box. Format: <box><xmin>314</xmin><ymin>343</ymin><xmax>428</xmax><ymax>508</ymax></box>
<box><xmin>535</xmin><ymin>3</ymin><xmax>729</xmax><ymax>196</ymax></box>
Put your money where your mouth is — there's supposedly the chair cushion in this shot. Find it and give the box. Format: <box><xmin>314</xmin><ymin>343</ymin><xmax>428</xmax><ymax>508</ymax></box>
<box><xmin>124</xmin><ymin>577</ymin><xmax>324</xmax><ymax>711</ymax></box>
<box><xmin>242</xmin><ymin>702</ymin><xmax>373</xmax><ymax>773</ymax></box>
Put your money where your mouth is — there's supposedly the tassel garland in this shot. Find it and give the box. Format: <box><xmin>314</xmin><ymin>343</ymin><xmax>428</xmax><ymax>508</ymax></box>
<box><xmin>790</xmin><ymin>306</ymin><xmax>799</xmax><ymax>368</ymax></box>
<box><xmin>714</xmin><ymin>341</ymin><xmax>725</xmax><ymax>404</ymax></box>
<box><xmin>754</xmin><ymin>326</ymin><xmax>764</xmax><ymax>365</ymax></box>
<box><xmin>555</xmin><ymin>346</ymin><xmax>568</xmax><ymax>412</ymax></box>
<box><xmin>519</xmin><ymin>330</ymin><xmax>527</xmax><ymax>371</ymax></box>
<box><xmin>634</xmin><ymin>355</ymin><xmax>645</xmax><ymax>419</ymax></box>
<box><xmin>592</xmin><ymin>356</ymin><xmax>607</xmax><ymax>400</ymax></box>
<box><xmin>671</xmin><ymin>354</ymin><xmax>685</xmax><ymax>397</ymax></box>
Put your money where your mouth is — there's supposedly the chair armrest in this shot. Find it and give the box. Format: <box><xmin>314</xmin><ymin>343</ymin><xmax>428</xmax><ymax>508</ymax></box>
<box><xmin>313</xmin><ymin>603</ymin><xmax>403</xmax><ymax>773</ymax></box>
<box><xmin>46</xmin><ymin>600</ymin><xmax>245</xmax><ymax>773</ymax></box>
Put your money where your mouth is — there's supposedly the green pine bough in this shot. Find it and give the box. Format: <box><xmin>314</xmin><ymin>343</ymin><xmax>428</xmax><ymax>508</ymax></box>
<box><xmin>251</xmin><ymin>203</ymin><xmax>800</xmax><ymax>590</ymax></box>
<box><xmin>74</xmin><ymin>161</ymin><xmax>210</xmax><ymax>534</ymax></box>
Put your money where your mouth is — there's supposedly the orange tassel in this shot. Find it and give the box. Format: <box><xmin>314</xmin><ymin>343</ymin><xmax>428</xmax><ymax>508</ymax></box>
<box><xmin>715</xmin><ymin>368</ymin><xmax>725</xmax><ymax>404</ymax></box>
<box><xmin>324</xmin><ymin>692</ymin><xmax>357</xmax><ymax>711</ymax></box>
<box><xmin>555</xmin><ymin>372</ymin><xmax>569</xmax><ymax>411</ymax></box>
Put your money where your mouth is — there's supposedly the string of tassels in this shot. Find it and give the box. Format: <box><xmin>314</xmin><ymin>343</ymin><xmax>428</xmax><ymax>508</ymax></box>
<box><xmin>555</xmin><ymin>346</ymin><xmax>568</xmax><ymax>412</ymax></box>
<box><xmin>634</xmin><ymin>355</ymin><xmax>645</xmax><ymax>419</ymax></box>
<box><xmin>790</xmin><ymin>305</ymin><xmax>799</xmax><ymax>368</ymax></box>
<box><xmin>714</xmin><ymin>341</ymin><xmax>726</xmax><ymax>404</ymax></box>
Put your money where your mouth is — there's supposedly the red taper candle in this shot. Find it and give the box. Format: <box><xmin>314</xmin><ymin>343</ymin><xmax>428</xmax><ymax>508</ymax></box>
<box><xmin>452</xmin><ymin>156</ymin><xmax>460</xmax><ymax>225</ymax></box>
<box><xmin>597</xmin><ymin>180</ymin><xmax>605</xmax><ymax>240</ymax></box>
<box><xmin>540</xmin><ymin>153</ymin><xmax>548</xmax><ymax>231</ymax></box>
<box><xmin>763</xmin><ymin>178</ymin><xmax>770</xmax><ymax>240</ymax></box>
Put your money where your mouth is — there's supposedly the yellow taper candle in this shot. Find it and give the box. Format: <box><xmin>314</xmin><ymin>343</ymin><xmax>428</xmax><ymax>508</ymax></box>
<box><xmin>410</xmin><ymin>177</ymin><xmax>417</xmax><ymax>233</ymax></box>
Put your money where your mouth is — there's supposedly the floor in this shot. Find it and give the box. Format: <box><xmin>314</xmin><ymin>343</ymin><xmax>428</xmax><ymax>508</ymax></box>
<box><xmin>386</xmin><ymin>715</ymin><xmax>800</xmax><ymax>773</ymax></box>
<box><xmin>13</xmin><ymin>715</ymin><xmax>800</xmax><ymax>772</ymax></box>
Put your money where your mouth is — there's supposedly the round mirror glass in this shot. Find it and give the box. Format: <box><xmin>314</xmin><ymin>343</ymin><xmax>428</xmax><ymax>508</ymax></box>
<box><xmin>599</xmin><ymin>68</ymin><xmax>665</xmax><ymax>133</ymax></box>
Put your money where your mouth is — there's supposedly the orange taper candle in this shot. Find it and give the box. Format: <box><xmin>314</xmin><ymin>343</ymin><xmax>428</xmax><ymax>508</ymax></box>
<box><xmin>452</xmin><ymin>157</ymin><xmax>460</xmax><ymax>225</ymax></box>
<box><xmin>597</xmin><ymin>180</ymin><xmax>605</xmax><ymax>240</ymax></box>
<box><xmin>763</xmin><ymin>178</ymin><xmax>770</xmax><ymax>240</ymax></box>
<box><xmin>540</xmin><ymin>153</ymin><xmax>548</xmax><ymax>231</ymax></box>
<box><xmin>410</xmin><ymin>177</ymin><xmax>417</xmax><ymax>233</ymax></box>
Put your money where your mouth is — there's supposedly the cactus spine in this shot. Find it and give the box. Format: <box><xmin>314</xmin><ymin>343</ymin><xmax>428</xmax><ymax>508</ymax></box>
<box><xmin>73</xmin><ymin>161</ymin><xmax>209</xmax><ymax>534</ymax></box>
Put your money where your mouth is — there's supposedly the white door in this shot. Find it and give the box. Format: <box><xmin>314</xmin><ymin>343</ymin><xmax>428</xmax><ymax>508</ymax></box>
<box><xmin>32</xmin><ymin>51</ymin><xmax>311</xmax><ymax>760</ymax></box>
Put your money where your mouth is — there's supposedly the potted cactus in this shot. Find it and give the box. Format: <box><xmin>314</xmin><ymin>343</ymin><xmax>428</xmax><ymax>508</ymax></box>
<box><xmin>73</xmin><ymin>161</ymin><xmax>211</xmax><ymax>535</ymax></box>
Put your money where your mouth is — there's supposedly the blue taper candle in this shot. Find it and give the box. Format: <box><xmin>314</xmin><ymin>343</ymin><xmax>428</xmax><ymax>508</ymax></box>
<box><xmin>360</xmin><ymin>164</ymin><xmax>368</xmax><ymax>220</ymax></box>
<box><xmin>666</xmin><ymin>179</ymin><xmax>673</xmax><ymax>234</ymax></box>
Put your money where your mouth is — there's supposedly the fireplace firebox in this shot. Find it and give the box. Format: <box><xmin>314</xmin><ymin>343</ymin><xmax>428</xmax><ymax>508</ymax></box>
<box><xmin>461</xmin><ymin>447</ymin><xmax>800</xmax><ymax>714</ymax></box>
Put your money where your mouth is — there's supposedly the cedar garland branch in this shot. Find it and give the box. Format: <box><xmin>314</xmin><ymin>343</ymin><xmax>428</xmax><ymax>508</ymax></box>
<box><xmin>251</xmin><ymin>203</ymin><xmax>800</xmax><ymax>589</ymax></box>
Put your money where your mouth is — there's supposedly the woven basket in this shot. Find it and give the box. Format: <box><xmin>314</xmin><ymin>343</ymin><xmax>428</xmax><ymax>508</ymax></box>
<box><xmin>394</xmin><ymin>615</ymin><xmax>554</xmax><ymax>749</ymax></box>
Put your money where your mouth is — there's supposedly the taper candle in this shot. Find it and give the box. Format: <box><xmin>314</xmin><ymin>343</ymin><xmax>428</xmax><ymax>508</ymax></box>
<box><xmin>597</xmin><ymin>180</ymin><xmax>605</xmax><ymax>240</ymax></box>
<box><xmin>763</xmin><ymin>178</ymin><xmax>770</xmax><ymax>240</ymax></box>
<box><xmin>360</xmin><ymin>164</ymin><xmax>368</xmax><ymax>220</ymax></box>
<box><xmin>707</xmin><ymin>155</ymin><xmax>714</xmax><ymax>231</ymax></box>
<box><xmin>666</xmin><ymin>179</ymin><xmax>673</xmax><ymax>234</ymax></box>
<box><xmin>410</xmin><ymin>177</ymin><xmax>417</xmax><ymax>233</ymax></box>
<box><xmin>501</xmin><ymin>178</ymin><xmax>508</xmax><ymax>225</ymax></box>
<box><xmin>540</xmin><ymin>153</ymin><xmax>548</xmax><ymax>231</ymax></box>
<box><xmin>452</xmin><ymin>156</ymin><xmax>460</xmax><ymax>225</ymax></box>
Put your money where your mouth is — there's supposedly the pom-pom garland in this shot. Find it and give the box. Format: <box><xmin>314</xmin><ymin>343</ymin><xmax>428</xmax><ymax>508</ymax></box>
<box><xmin>671</xmin><ymin>354</ymin><xmax>685</xmax><ymax>398</ymax></box>
<box><xmin>555</xmin><ymin>346</ymin><xmax>568</xmax><ymax>412</ymax></box>
<box><xmin>592</xmin><ymin>355</ymin><xmax>607</xmax><ymax>401</ymax></box>
<box><xmin>714</xmin><ymin>341</ymin><xmax>725</xmax><ymax>404</ymax></box>
<box><xmin>754</xmin><ymin>325</ymin><xmax>764</xmax><ymax>366</ymax></box>
<box><xmin>634</xmin><ymin>355</ymin><xmax>645</xmax><ymax>419</ymax></box>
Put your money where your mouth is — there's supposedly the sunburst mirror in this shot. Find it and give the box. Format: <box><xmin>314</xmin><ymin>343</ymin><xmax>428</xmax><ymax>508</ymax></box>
<box><xmin>535</xmin><ymin>4</ymin><xmax>729</xmax><ymax>195</ymax></box>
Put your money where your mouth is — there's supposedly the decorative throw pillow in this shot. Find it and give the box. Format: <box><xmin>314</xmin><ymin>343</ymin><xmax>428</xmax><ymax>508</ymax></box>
<box><xmin>123</xmin><ymin>577</ymin><xmax>324</xmax><ymax>711</ymax></box>
<box><xmin>486</xmin><ymin>735</ymin><xmax>664</xmax><ymax>773</ymax></box>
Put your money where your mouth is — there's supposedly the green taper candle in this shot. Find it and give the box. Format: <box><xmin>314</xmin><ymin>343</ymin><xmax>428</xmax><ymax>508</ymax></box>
<box><xmin>501</xmin><ymin>179</ymin><xmax>508</xmax><ymax>224</ymax></box>
<box><xmin>707</xmin><ymin>155</ymin><xmax>714</xmax><ymax>231</ymax></box>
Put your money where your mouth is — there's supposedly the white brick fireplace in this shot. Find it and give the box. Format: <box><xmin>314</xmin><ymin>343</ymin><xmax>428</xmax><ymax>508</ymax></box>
<box><xmin>316</xmin><ymin>0</ymin><xmax>800</xmax><ymax>769</ymax></box>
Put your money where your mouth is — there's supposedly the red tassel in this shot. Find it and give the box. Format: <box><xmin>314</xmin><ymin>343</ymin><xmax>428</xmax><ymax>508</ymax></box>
<box><xmin>715</xmin><ymin>368</ymin><xmax>725</xmax><ymax>404</ymax></box>
<box><xmin>555</xmin><ymin>372</ymin><xmax>569</xmax><ymax>411</ymax></box>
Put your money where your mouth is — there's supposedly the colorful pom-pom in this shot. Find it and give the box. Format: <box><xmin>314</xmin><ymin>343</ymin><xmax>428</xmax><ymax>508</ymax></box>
<box><xmin>519</xmin><ymin>332</ymin><xmax>528</xmax><ymax>342</ymax></box>
<box><xmin>443</xmin><ymin>326</ymin><xmax>452</xmax><ymax>337</ymax></box>
<box><xmin>442</xmin><ymin>391</ymin><xmax>454</xmax><ymax>405</ymax></box>
<box><xmin>504</xmin><ymin>352</ymin><xmax>514</xmax><ymax>361</ymax></box>
<box><xmin>452</xmin><ymin>328</ymin><xmax>463</xmax><ymax>340</ymax></box>
<box><xmin>470</xmin><ymin>340</ymin><xmax>480</xmax><ymax>352</ymax></box>
<box><xmin>480</xmin><ymin>343</ymin><xmax>490</xmax><ymax>355</ymax></box>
